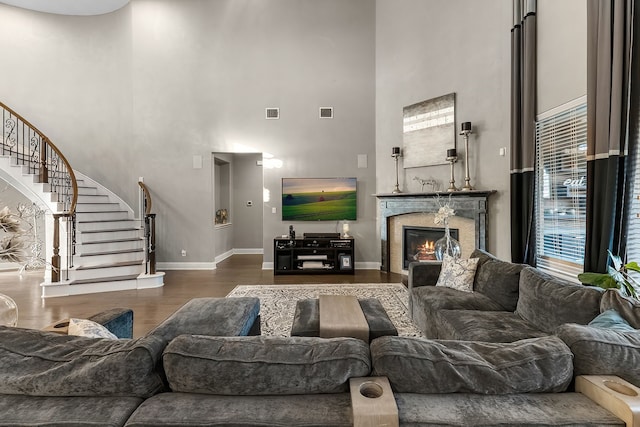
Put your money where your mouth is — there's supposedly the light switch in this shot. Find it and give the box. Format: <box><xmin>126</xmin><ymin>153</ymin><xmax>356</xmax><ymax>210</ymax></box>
<box><xmin>272</xmin><ymin>207</ymin><xmax>277</xmax><ymax>214</ymax></box>
<box><xmin>358</xmin><ymin>154</ymin><xmax>368</xmax><ymax>168</ymax></box>
<box><xmin>193</xmin><ymin>155</ymin><xmax>203</xmax><ymax>169</ymax></box>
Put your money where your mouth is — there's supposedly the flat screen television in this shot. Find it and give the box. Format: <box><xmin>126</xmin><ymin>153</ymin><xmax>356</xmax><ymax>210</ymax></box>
<box><xmin>282</xmin><ymin>177</ymin><xmax>357</xmax><ymax>221</ymax></box>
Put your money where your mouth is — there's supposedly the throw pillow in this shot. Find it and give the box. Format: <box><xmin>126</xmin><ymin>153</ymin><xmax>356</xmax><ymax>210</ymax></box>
<box><xmin>67</xmin><ymin>318</ymin><xmax>118</xmax><ymax>339</ymax></box>
<box><xmin>435</xmin><ymin>254</ymin><xmax>479</xmax><ymax>293</ymax></box>
<box><xmin>589</xmin><ymin>309</ymin><xmax>636</xmax><ymax>332</ymax></box>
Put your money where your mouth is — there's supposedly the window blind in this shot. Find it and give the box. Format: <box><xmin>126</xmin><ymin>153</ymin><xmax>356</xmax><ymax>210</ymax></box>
<box><xmin>625</xmin><ymin>104</ymin><xmax>640</xmax><ymax>264</ymax></box>
<box><xmin>535</xmin><ymin>98</ymin><xmax>587</xmax><ymax>280</ymax></box>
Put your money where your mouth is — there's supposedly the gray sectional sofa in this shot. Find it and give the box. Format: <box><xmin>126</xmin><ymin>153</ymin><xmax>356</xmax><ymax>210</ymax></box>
<box><xmin>408</xmin><ymin>249</ymin><xmax>604</xmax><ymax>342</ymax></box>
<box><xmin>1</xmin><ymin>251</ymin><xmax>639</xmax><ymax>426</ymax></box>
<box><xmin>0</xmin><ymin>297</ymin><xmax>261</xmax><ymax>427</ymax></box>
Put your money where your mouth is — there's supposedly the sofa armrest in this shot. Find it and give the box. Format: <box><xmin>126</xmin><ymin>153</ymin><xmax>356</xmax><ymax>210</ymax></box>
<box><xmin>87</xmin><ymin>308</ymin><xmax>134</xmax><ymax>339</ymax></box>
<box><xmin>408</xmin><ymin>262</ymin><xmax>442</xmax><ymax>317</ymax></box>
<box><xmin>408</xmin><ymin>261</ymin><xmax>442</xmax><ymax>289</ymax></box>
<box><xmin>146</xmin><ymin>297</ymin><xmax>260</xmax><ymax>345</ymax></box>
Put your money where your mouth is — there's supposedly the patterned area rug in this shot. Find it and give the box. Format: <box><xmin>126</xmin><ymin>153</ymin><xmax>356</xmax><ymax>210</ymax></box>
<box><xmin>227</xmin><ymin>283</ymin><xmax>423</xmax><ymax>337</ymax></box>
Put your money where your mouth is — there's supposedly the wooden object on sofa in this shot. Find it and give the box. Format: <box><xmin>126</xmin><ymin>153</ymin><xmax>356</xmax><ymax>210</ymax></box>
<box><xmin>576</xmin><ymin>375</ymin><xmax>640</xmax><ymax>427</ymax></box>
<box><xmin>350</xmin><ymin>376</ymin><xmax>399</xmax><ymax>427</ymax></box>
<box><xmin>42</xmin><ymin>319</ymin><xmax>70</xmax><ymax>334</ymax></box>
<box><xmin>319</xmin><ymin>295</ymin><xmax>369</xmax><ymax>341</ymax></box>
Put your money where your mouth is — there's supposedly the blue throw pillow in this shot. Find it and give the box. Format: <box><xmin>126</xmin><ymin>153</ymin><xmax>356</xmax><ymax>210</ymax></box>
<box><xmin>589</xmin><ymin>309</ymin><xmax>636</xmax><ymax>332</ymax></box>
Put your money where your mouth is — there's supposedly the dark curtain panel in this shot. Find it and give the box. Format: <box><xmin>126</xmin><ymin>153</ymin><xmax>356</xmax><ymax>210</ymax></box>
<box><xmin>584</xmin><ymin>0</ymin><xmax>635</xmax><ymax>272</ymax></box>
<box><xmin>510</xmin><ymin>0</ymin><xmax>537</xmax><ymax>265</ymax></box>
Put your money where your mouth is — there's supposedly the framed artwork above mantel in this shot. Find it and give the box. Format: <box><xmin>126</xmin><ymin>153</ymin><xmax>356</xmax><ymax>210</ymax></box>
<box><xmin>402</xmin><ymin>93</ymin><xmax>456</xmax><ymax>168</ymax></box>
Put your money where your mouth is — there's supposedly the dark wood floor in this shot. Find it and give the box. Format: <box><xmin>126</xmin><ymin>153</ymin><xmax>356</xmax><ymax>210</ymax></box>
<box><xmin>0</xmin><ymin>255</ymin><xmax>403</xmax><ymax>338</ymax></box>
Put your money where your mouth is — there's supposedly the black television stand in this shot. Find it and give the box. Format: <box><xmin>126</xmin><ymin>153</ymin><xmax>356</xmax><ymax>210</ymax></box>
<box><xmin>273</xmin><ymin>235</ymin><xmax>354</xmax><ymax>275</ymax></box>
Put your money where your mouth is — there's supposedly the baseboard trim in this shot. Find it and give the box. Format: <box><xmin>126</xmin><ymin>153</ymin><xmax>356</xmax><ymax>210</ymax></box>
<box><xmin>157</xmin><ymin>262</ymin><xmax>217</xmax><ymax>270</ymax></box>
<box><xmin>215</xmin><ymin>248</ymin><xmax>263</xmax><ymax>264</ymax></box>
<box><xmin>234</xmin><ymin>248</ymin><xmax>264</xmax><ymax>255</ymax></box>
<box><xmin>355</xmin><ymin>262</ymin><xmax>381</xmax><ymax>270</ymax></box>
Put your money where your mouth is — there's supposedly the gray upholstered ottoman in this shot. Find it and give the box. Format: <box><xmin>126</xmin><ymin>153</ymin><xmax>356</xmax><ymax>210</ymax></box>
<box><xmin>291</xmin><ymin>298</ymin><xmax>397</xmax><ymax>342</ymax></box>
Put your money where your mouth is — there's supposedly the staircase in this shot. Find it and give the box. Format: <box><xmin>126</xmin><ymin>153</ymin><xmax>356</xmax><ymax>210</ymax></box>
<box><xmin>0</xmin><ymin>102</ymin><xmax>164</xmax><ymax>297</ymax></box>
<box><xmin>44</xmin><ymin>172</ymin><xmax>163</xmax><ymax>297</ymax></box>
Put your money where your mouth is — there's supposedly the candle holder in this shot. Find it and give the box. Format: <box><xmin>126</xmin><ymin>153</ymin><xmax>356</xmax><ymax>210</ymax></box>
<box><xmin>460</xmin><ymin>122</ymin><xmax>473</xmax><ymax>191</ymax></box>
<box><xmin>391</xmin><ymin>147</ymin><xmax>402</xmax><ymax>193</ymax></box>
<box><xmin>446</xmin><ymin>154</ymin><xmax>459</xmax><ymax>192</ymax></box>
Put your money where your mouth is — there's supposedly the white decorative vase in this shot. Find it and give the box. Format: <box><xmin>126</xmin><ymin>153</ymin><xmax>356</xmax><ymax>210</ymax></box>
<box><xmin>0</xmin><ymin>293</ymin><xmax>18</xmax><ymax>327</ymax></box>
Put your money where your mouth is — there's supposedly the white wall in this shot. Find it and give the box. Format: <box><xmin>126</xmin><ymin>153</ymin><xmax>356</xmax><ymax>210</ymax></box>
<box><xmin>375</xmin><ymin>0</ymin><xmax>512</xmax><ymax>259</ymax></box>
<box><xmin>232</xmin><ymin>153</ymin><xmax>263</xmax><ymax>250</ymax></box>
<box><xmin>0</xmin><ymin>0</ymin><xmax>376</xmax><ymax>266</ymax></box>
<box><xmin>537</xmin><ymin>0</ymin><xmax>587</xmax><ymax>114</ymax></box>
<box><xmin>0</xmin><ymin>0</ymin><xmax>588</xmax><ymax>267</ymax></box>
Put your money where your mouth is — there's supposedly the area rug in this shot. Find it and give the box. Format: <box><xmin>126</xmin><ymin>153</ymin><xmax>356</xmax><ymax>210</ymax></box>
<box><xmin>227</xmin><ymin>283</ymin><xmax>423</xmax><ymax>337</ymax></box>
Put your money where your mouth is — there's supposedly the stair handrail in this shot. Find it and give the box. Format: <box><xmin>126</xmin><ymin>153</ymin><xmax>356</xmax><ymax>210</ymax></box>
<box><xmin>138</xmin><ymin>181</ymin><xmax>156</xmax><ymax>275</ymax></box>
<box><xmin>1</xmin><ymin>101</ymin><xmax>78</xmax><ymax>282</ymax></box>
<box><xmin>138</xmin><ymin>181</ymin><xmax>152</xmax><ymax>215</ymax></box>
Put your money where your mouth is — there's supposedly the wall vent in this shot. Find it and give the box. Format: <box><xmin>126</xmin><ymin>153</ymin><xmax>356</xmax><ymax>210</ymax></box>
<box><xmin>265</xmin><ymin>107</ymin><xmax>280</xmax><ymax>119</ymax></box>
<box><xmin>319</xmin><ymin>107</ymin><xmax>334</xmax><ymax>119</ymax></box>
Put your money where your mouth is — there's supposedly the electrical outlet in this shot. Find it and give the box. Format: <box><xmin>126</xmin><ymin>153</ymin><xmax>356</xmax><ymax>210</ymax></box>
<box><xmin>181</xmin><ymin>249</ymin><xmax>187</xmax><ymax>257</ymax></box>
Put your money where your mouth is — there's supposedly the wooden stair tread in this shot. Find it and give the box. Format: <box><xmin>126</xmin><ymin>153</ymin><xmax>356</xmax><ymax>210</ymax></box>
<box><xmin>70</xmin><ymin>274</ymin><xmax>140</xmax><ymax>286</ymax></box>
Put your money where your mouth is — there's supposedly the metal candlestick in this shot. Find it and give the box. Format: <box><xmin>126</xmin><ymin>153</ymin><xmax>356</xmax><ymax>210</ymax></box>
<box><xmin>446</xmin><ymin>155</ymin><xmax>459</xmax><ymax>192</ymax></box>
<box><xmin>392</xmin><ymin>152</ymin><xmax>402</xmax><ymax>193</ymax></box>
<box><xmin>460</xmin><ymin>128</ymin><xmax>473</xmax><ymax>191</ymax></box>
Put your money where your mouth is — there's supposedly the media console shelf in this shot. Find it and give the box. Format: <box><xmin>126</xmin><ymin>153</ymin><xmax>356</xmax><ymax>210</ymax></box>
<box><xmin>274</xmin><ymin>234</ymin><xmax>355</xmax><ymax>275</ymax></box>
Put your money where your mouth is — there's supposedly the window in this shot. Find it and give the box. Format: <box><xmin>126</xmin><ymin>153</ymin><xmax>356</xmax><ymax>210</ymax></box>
<box><xmin>534</xmin><ymin>97</ymin><xmax>587</xmax><ymax>280</ymax></box>
<box><xmin>625</xmin><ymin>107</ymin><xmax>640</xmax><ymax>263</ymax></box>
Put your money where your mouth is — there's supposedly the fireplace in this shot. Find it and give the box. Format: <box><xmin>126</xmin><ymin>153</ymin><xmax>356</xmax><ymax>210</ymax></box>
<box><xmin>375</xmin><ymin>191</ymin><xmax>495</xmax><ymax>273</ymax></box>
<box><xmin>402</xmin><ymin>226</ymin><xmax>459</xmax><ymax>269</ymax></box>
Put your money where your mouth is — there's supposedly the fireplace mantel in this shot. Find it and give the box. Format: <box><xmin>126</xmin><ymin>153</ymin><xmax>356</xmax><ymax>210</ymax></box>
<box><xmin>375</xmin><ymin>190</ymin><xmax>496</xmax><ymax>272</ymax></box>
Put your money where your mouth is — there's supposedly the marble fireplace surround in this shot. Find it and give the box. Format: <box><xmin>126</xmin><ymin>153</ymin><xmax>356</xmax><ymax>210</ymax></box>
<box><xmin>376</xmin><ymin>191</ymin><xmax>496</xmax><ymax>273</ymax></box>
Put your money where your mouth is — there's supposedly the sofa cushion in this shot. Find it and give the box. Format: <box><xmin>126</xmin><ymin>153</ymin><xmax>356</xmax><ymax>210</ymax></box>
<box><xmin>0</xmin><ymin>326</ymin><xmax>165</xmax><ymax>397</ymax></box>
<box><xmin>435</xmin><ymin>254</ymin><xmax>479</xmax><ymax>292</ymax></box>
<box><xmin>600</xmin><ymin>289</ymin><xmax>640</xmax><ymax>328</ymax></box>
<box><xmin>163</xmin><ymin>335</ymin><xmax>371</xmax><ymax>395</ymax></box>
<box><xmin>410</xmin><ymin>286</ymin><xmax>505</xmax><ymax>338</ymax></box>
<box><xmin>394</xmin><ymin>393</ymin><xmax>625</xmax><ymax>426</ymax></box>
<box><xmin>516</xmin><ymin>267</ymin><xmax>603</xmax><ymax>333</ymax></box>
<box><xmin>556</xmin><ymin>323</ymin><xmax>640</xmax><ymax>387</ymax></box>
<box><xmin>371</xmin><ymin>335</ymin><xmax>573</xmax><ymax>394</ymax></box>
<box><xmin>126</xmin><ymin>392</ymin><xmax>353</xmax><ymax>427</ymax></box>
<box><xmin>147</xmin><ymin>297</ymin><xmax>260</xmax><ymax>345</ymax></box>
<box><xmin>0</xmin><ymin>394</ymin><xmax>143</xmax><ymax>427</ymax></box>
<box><xmin>474</xmin><ymin>259</ymin><xmax>526</xmax><ymax>311</ymax></box>
<box><xmin>437</xmin><ymin>309</ymin><xmax>548</xmax><ymax>342</ymax></box>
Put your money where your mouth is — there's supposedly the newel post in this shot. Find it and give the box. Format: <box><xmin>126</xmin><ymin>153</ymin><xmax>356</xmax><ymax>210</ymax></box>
<box><xmin>148</xmin><ymin>213</ymin><xmax>156</xmax><ymax>275</ymax></box>
<box><xmin>51</xmin><ymin>214</ymin><xmax>61</xmax><ymax>282</ymax></box>
<box><xmin>39</xmin><ymin>138</ymin><xmax>48</xmax><ymax>184</ymax></box>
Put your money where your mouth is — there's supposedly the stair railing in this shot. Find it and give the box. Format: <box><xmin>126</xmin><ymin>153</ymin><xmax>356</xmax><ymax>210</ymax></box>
<box><xmin>138</xmin><ymin>181</ymin><xmax>156</xmax><ymax>275</ymax></box>
<box><xmin>1</xmin><ymin>102</ymin><xmax>78</xmax><ymax>282</ymax></box>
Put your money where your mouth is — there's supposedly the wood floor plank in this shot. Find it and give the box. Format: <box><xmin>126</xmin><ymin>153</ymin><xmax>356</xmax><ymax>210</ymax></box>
<box><xmin>0</xmin><ymin>255</ymin><xmax>403</xmax><ymax>338</ymax></box>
